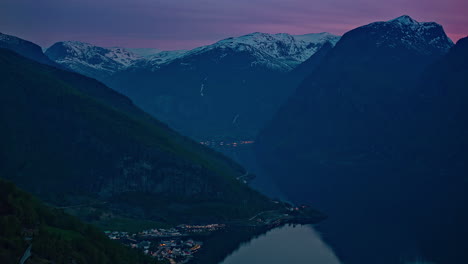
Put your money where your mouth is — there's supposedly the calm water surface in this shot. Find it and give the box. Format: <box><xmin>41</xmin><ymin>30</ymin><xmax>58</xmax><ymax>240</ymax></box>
<box><xmin>219</xmin><ymin>224</ymin><xmax>341</xmax><ymax>264</ymax></box>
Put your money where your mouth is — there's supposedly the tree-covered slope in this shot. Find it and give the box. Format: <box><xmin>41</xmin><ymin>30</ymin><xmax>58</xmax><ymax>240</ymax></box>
<box><xmin>0</xmin><ymin>179</ymin><xmax>156</xmax><ymax>264</ymax></box>
<box><xmin>0</xmin><ymin>48</ymin><xmax>275</xmax><ymax>225</ymax></box>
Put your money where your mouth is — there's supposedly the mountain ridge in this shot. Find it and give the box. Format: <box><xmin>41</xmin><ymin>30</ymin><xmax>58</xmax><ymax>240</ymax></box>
<box><xmin>44</xmin><ymin>32</ymin><xmax>340</xmax><ymax>75</ymax></box>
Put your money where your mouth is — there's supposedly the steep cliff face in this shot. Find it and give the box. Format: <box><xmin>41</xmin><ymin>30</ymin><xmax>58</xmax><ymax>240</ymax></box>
<box><xmin>0</xmin><ymin>48</ymin><xmax>275</xmax><ymax>224</ymax></box>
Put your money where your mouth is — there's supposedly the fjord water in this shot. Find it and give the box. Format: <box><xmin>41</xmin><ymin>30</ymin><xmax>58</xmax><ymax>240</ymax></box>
<box><xmin>219</xmin><ymin>225</ymin><xmax>341</xmax><ymax>264</ymax></box>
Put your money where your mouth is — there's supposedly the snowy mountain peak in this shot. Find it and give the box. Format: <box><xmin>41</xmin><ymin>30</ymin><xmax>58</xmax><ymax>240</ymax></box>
<box><xmin>45</xmin><ymin>41</ymin><xmax>143</xmax><ymax>77</ymax></box>
<box><xmin>49</xmin><ymin>41</ymin><xmax>142</xmax><ymax>66</ymax></box>
<box><xmin>45</xmin><ymin>32</ymin><xmax>340</xmax><ymax>76</ymax></box>
<box><xmin>138</xmin><ymin>32</ymin><xmax>340</xmax><ymax>72</ymax></box>
<box><xmin>359</xmin><ymin>15</ymin><xmax>454</xmax><ymax>54</ymax></box>
<box><xmin>182</xmin><ymin>32</ymin><xmax>341</xmax><ymax>71</ymax></box>
<box><xmin>216</xmin><ymin>32</ymin><xmax>340</xmax><ymax>49</ymax></box>
<box><xmin>389</xmin><ymin>15</ymin><xmax>418</xmax><ymax>25</ymax></box>
<box><xmin>385</xmin><ymin>15</ymin><xmax>443</xmax><ymax>31</ymax></box>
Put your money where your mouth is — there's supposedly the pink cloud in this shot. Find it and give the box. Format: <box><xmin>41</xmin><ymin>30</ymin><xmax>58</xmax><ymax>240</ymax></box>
<box><xmin>0</xmin><ymin>0</ymin><xmax>466</xmax><ymax>49</ymax></box>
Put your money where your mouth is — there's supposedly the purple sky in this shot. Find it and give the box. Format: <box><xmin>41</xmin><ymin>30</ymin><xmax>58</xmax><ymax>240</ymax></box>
<box><xmin>1</xmin><ymin>0</ymin><xmax>466</xmax><ymax>50</ymax></box>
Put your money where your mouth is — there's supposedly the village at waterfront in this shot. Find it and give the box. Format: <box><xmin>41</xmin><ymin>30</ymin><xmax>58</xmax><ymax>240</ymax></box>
<box><xmin>104</xmin><ymin>203</ymin><xmax>325</xmax><ymax>264</ymax></box>
<box><xmin>105</xmin><ymin>224</ymin><xmax>226</xmax><ymax>263</ymax></box>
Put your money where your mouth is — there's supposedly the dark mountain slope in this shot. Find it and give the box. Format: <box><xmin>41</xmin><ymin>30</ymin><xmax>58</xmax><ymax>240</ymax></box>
<box><xmin>104</xmin><ymin>46</ymin><xmax>295</xmax><ymax>140</ymax></box>
<box><xmin>409</xmin><ymin>36</ymin><xmax>468</xmax><ymax>263</ymax></box>
<box><xmin>287</xmin><ymin>41</ymin><xmax>335</xmax><ymax>83</ymax></box>
<box><xmin>0</xmin><ymin>179</ymin><xmax>155</xmax><ymax>264</ymax></box>
<box><xmin>0</xmin><ymin>48</ymin><xmax>275</xmax><ymax>225</ymax></box>
<box><xmin>257</xmin><ymin>15</ymin><xmax>453</xmax><ymax>206</ymax></box>
<box><xmin>255</xmin><ymin>16</ymin><xmax>457</xmax><ymax>263</ymax></box>
<box><xmin>0</xmin><ymin>33</ymin><xmax>59</xmax><ymax>67</ymax></box>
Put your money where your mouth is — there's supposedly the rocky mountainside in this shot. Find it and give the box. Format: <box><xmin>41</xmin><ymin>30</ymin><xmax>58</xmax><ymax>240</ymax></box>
<box><xmin>255</xmin><ymin>15</ymin><xmax>459</xmax><ymax>264</ymax></box>
<box><xmin>0</xmin><ymin>47</ymin><xmax>276</xmax><ymax>226</ymax></box>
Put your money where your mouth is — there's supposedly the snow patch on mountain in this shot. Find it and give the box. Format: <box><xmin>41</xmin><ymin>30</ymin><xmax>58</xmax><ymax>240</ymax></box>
<box><xmin>180</xmin><ymin>32</ymin><xmax>341</xmax><ymax>71</ymax></box>
<box><xmin>45</xmin><ymin>32</ymin><xmax>340</xmax><ymax>76</ymax></box>
<box><xmin>362</xmin><ymin>15</ymin><xmax>454</xmax><ymax>54</ymax></box>
<box><xmin>45</xmin><ymin>41</ymin><xmax>143</xmax><ymax>76</ymax></box>
<box><xmin>145</xmin><ymin>50</ymin><xmax>188</xmax><ymax>66</ymax></box>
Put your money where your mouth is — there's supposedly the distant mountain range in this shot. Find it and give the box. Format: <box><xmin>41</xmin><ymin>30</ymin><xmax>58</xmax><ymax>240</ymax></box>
<box><xmin>256</xmin><ymin>15</ymin><xmax>466</xmax><ymax>264</ymax></box>
<box><xmin>40</xmin><ymin>32</ymin><xmax>340</xmax><ymax>140</ymax></box>
<box><xmin>45</xmin><ymin>32</ymin><xmax>340</xmax><ymax>75</ymax></box>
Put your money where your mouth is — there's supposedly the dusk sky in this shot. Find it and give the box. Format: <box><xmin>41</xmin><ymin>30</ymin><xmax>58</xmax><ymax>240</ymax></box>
<box><xmin>1</xmin><ymin>0</ymin><xmax>466</xmax><ymax>50</ymax></box>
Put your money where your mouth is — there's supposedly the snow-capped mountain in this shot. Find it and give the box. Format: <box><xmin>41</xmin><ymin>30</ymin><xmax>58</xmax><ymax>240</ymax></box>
<box><xmin>99</xmin><ymin>32</ymin><xmax>340</xmax><ymax>139</ymax></box>
<box><xmin>255</xmin><ymin>16</ymin><xmax>456</xmax><ymax>264</ymax></box>
<box><xmin>45</xmin><ymin>41</ymin><xmax>144</xmax><ymax>79</ymax></box>
<box><xmin>175</xmin><ymin>32</ymin><xmax>340</xmax><ymax>71</ymax></box>
<box><xmin>357</xmin><ymin>15</ymin><xmax>453</xmax><ymax>55</ymax></box>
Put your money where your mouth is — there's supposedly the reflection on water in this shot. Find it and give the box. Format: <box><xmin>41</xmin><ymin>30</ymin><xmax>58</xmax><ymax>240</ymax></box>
<box><xmin>219</xmin><ymin>225</ymin><xmax>341</xmax><ymax>264</ymax></box>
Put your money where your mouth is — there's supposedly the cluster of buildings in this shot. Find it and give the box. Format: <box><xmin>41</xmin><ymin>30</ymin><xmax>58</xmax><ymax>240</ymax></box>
<box><xmin>104</xmin><ymin>223</ymin><xmax>225</xmax><ymax>263</ymax></box>
<box><xmin>178</xmin><ymin>223</ymin><xmax>226</xmax><ymax>233</ymax></box>
<box><xmin>152</xmin><ymin>239</ymin><xmax>202</xmax><ymax>262</ymax></box>
<box><xmin>199</xmin><ymin>140</ymin><xmax>255</xmax><ymax>148</ymax></box>
<box><xmin>138</xmin><ymin>227</ymin><xmax>185</xmax><ymax>238</ymax></box>
<box><xmin>104</xmin><ymin>230</ymin><xmax>129</xmax><ymax>240</ymax></box>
